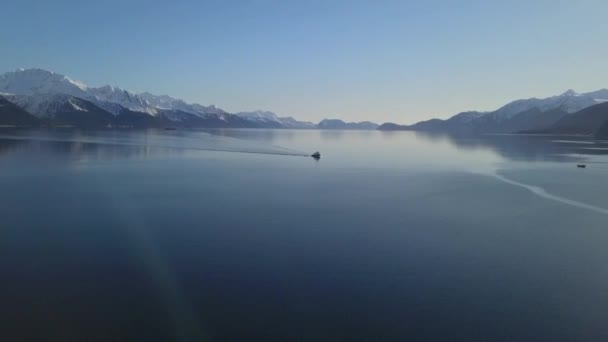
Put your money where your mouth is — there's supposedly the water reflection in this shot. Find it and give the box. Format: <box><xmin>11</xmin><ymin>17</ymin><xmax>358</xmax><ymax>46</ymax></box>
<box><xmin>203</xmin><ymin>128</ymin><xmax>298</xmax><ymax>142</ymax></box>
<box><xmin>0</xmin><ymin>128</ymin><xmax>309</xmax><ymax>162</ymax></box>
<box><xmin>407</xmin><ymin>131</ymin><xmax>608</xmax><ymax>162</ymax></box>
<box><xmin>1</xmin><ymin>129</ymin><xmax>607</xmax><ymax>165</ymax></box>
<box><xmin>3</xmin><ymin>128</ymin><xmax>608</xmax><ymax>341</ymax></box>
<box><xmin>205</xmin><ymin>129</ymin><xmax>608</xmax><ymax>166</ymax></box>
<box><xmin>0</xmin><ymin>137</ymin><xmax>181</xmax><ymax>161</ymax></box>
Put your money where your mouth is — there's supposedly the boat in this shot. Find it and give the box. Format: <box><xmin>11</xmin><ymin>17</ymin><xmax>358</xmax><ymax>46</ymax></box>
<box><xmin>577</xmin><ymin>164</ymin><xmax>586</xmax><ymax>168</ymax></box>
<box><xmin>164</xmin><ymin>127</ymin><xmax>177</xmax><ymax>131</ymax></box>
<box><xmin>311</xmin><ymin>151</ymin><xmax>321</xmax><ymax>159</ymax></box>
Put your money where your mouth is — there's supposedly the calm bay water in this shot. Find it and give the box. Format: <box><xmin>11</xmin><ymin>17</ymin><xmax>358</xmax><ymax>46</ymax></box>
<box><xmin>2</xmin><ymin>129</ymin><xmax>608</xmax><ymax>341</ymax></box>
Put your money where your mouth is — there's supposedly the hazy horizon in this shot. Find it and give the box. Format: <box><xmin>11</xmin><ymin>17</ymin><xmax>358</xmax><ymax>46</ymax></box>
<box><xmin>2</xmin><ymin>0</ymin><xmax>608</xmax><ymax>124</ymax></box>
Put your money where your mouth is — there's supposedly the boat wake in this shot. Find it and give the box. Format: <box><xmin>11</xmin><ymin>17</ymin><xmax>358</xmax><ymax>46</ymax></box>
<box><xmin>489</xmin><ymin>171</ymin><xmax>608</xmax><ymax>216</ymax></box>
<box><xmin>0</xmin><ymin>133</ymin><xmax>310</xmax><ymax>158</ymax></box>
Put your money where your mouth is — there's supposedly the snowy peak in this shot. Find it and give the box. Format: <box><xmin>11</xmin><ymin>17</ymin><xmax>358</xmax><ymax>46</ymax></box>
<box><xmin>234</xmin><ymin>110</ymin><xmax>283</xmax><ymax>127</ymax></box>
<box><xmin>235</xmin><ymin>110</ymin><xmax>282</xmax><ymax>123</ymax></box>
<box><xmin>0</xmin><ymin>68</ymin><xmax>320</xmax><ymax>129</ymax></box>
<box><xmin>0</xmin><ymin>68</ymin><xmax>229</xmax><ymax>117</ymax></box>
<box><xmin>0</xmin><ymin>68</ymin><xmax>89</xmax><ymax>98</ymax></box>
<box><xmin>395</xmin><ymin>87</ymin><xmax>608</xmax><ymax>134</ymax></box>
<box><xmin>235</xmin><ymin>110</ymin><xmax>318</xmax><ymax>128</ymax></box>
<box><xmin>139</xmin><ymin>92</ymin><xmax>181</xmax><ymax>109</ymax></box>
<box><xmin>0</xmin><ymin>68</ymin><xmax>246</xmax><ymax>122</ymax></box>
<box><xmin>560</xmin><ymin>89</ymin><xmax>577</xmax><ymax>97</ymax></box>
<box><xmin>277</xmin><ymin>116</ymin><xmax>316</xmax><ymax>129</ymax></box>
<box><xmin>490</xmin><ymin>89</ymin><xmax>606</xmax><ymax>120</ymax></box>
<box><xmin>139</xmin><ymin>92</ymin><xmax>226</xmax><ymax>117</ymax></box>
<box><xmin>191</xmin><ymin>103</ymin><xmax>225</xmax><ymax>116</ymax></box>
<box><xmin>88</xmin><ymin>85</ymin><xmax>157</xmax><ymax>115</ymax></box>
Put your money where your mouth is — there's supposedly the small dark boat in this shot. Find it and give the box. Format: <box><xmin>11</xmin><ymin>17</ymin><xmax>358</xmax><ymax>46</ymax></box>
<box><xmin>577</xmin><ymin>164</ymin><xmax>586</xmax><ymax>168</ymax></box>
<box><xmin>164</xmin><ymin>127</ymin><xmax>177</xmax><ymax>131</ymax></box>
<box><xmin>311</xmin><ymin>151</ymin><xmax>321</xmax><ymax>159</ymax></box>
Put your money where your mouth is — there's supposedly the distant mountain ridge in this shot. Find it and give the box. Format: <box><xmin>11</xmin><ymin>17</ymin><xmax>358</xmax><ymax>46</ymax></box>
<box><xmin>524</xmin><ymin>102</ymin><xmax>608</xmax><ymax>136</ymax></box>
<box><xmin>379</xmin><ymin>89</ymin><xmax>608</xmax><ymax>136</ymax></box>
<box><xmin>0</xmin><ymin>68</ymin><xmax>377</xmax><ymax>129</ymax></box>
<box><xmin>235</xmin><ymin>110</ymin><xmax>315</xmax><ymax>129</ymax></box>
<box><xmin>318</xmin><ymin>119</ymin><xmax>378</xmax><ymax>130</ymax></box>
<box><xmin>12</xmin><ymin>68</ymin><xmax>608</xmax><ymax>134</ymax></box>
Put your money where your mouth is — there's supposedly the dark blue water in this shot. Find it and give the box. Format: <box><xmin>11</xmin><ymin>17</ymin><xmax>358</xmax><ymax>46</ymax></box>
<box><xmin>2</xmin><ymin>129</ymin><xmax>608</xmax><ymax>341</ymax></box>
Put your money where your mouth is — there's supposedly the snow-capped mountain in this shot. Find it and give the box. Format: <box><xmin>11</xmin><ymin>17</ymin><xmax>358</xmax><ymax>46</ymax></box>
<box><xmin>0</xmin><ymin>68</ymin><xmax>89</xmax><ymax>99</ymax></box>
<box><xmin>235</xmin><ymin>110</ymin><xmax>317</xmax><ymax>128</ymax></box>
<box><xmin>379</xmin><ymin>89</ymin><xmax>608</xmax><ymax>134</ymax></box>
<box><xmin>235</xmin><ymin>110</ymin><xmax>283</xmax><ymax>125</ymax></box>
<box><xmin>489</xmin><ymin>89</ymin><xmax>608</xmax><ymax>121</ymax></box>
<box><xmin>0</xmin><ymin>68</ymin><xmax>229</xmax><ymax>118</ymax></box>
<box><xmin>276</xmin><ymin>116</ymin><xmax>316</xmax><ymax>129</ymax></box>
<box><xmin>139</xmin><ymin>92</ymin><xmax>226</xmax><ymax>117</ymax></box>
<box><xmin>0</xmin><ymin>68</ymin><xmax>372</xmax><ymax>130</ymax></box>
<box><xmin>139</xmin><ymin>92</ymin><xmax>184</xmax><ymax>110</ymax></box>
<box><xmin>88</xmin><ymin>86</ymin><xmax>157</xmax><ymax>115</ymax></box>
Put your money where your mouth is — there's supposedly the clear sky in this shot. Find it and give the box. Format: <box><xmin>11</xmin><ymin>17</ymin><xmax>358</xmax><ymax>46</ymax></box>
<box><xmin>2</xmin><ymin>0</ymin><xmax>608</xmax><ymax>124</ymax></box>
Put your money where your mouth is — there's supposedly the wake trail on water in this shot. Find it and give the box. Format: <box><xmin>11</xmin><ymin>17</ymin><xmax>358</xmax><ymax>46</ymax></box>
<box><xmin>485</xmin><ymin>171</ymin><xmax>608</xmax><ymax>216</ymax></box>
<box><xmin>0</xmin><ymin>134</ymin><xmax>310</xmax><ymax>157</ymax></box>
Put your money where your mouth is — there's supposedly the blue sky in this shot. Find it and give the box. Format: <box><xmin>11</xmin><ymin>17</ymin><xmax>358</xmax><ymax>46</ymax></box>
<box><xmin>2</xmin><ymin>0</ymin><xmax>608</xmax><ymax>123</ymax></box>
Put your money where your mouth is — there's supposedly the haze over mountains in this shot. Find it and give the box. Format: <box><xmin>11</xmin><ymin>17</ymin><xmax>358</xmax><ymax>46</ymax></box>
<box><xmin>0</xmin><ymin>68</ymin><xmax>374</xmax><ymax>129</ymax></box>
<box><xmin>2</xmin><ymin>68</ymin><xmax>608</xmax><ymax>137</ymax></box>
<box><xmin>379</xmin><ymin>89</ymin><xmax>608</xmax><ymax>137</ymax></box>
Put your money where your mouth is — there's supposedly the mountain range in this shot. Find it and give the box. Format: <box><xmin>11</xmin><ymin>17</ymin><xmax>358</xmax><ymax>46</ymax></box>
<box><xmin>3</xmin><ymin>68</ymin><xmax>608</xmax><ymax>137</ymax></box>
<box><xmin>0</xmin><ymin>68</ymin><xmax>376</xmax><ymax>130</ymax></box>
<box><xmin>379</xmin><ymin>89</ymin><xmax>608</xmax><ymax>137</ymax></box>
